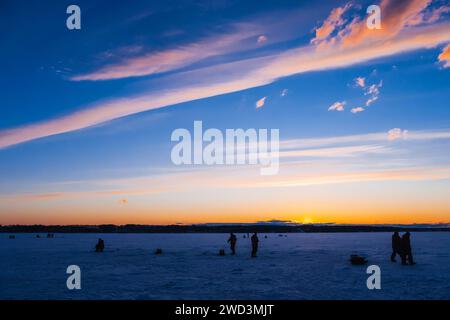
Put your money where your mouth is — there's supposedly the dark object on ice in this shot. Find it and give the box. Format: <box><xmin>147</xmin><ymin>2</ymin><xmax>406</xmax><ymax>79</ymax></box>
<box><xmin>36</xmin><ymin>234</ymin><xmax>41</xmax><ymax>238</ymax></box>
<box><xmin>251</xmin><ymin>233</ymin><xmax>259</xmax><ymax>258</ymax></box>
<box><xmin>350</xmin><ymin>254</ymin><xmax>368</xmax><ymax>265</ymax></box>
<box><xmin>95</xmin><ymin>238</ymin><xmax>105</xmax><ymax>252</ymax></box>
<box><xmin>243</xmin><ymin>235</ymin><xmax>246</xmax><ymax>239</ymax></box>
<box><xmin>401</xmin><ymin>232</ymin><xmax>415</xmax><ymax>265</ymax></box>
<box><xmin>278</xmin><ymin>234</ymin><xmax>283</xmax><ymax>237</ymax></box>
<box><xmin>264</xmin><ymin>235</ymin><xmax>268</xmax><ymax>239</ymax></box>
<box><xmin>47</xmin><ymin>233</ymin><xmax>54</xmax><ymax>238</ymax></box>
<box><xmin>155</xmin><ymin>248</ymin><xmax>163</xmax><ymax>255</ymax></box>
<box><xmin>219</xmin><ymin>249</ymin><xmax>226</xmax><ymax>256</ymax></box>
<box><xmin>227</xmin><ymin>233</ymin><xmax>237</xmax><ymax>255</ymax></box>
<box><xmin>9</xmin><ymin>235</ymin><xmax>15</xmax><ymax>239</ymax></box>
<box><xmin>391</xmin><ymin>231</ymin><xmax>401</xmax><ymax>262</ymax></box>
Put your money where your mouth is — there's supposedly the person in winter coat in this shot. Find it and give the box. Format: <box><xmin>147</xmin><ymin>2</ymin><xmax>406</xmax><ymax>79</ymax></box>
<box><xmin>251</xmin><ymin>233</ymin><xmax>259</xmax><ymax>258</ymax></box>
<box><xmin>401</xmin><ymin>232</ymin><xmax>415</xmax><ymax>265</ymax></box>
<box><xmin>391</xmin><ymin>231</ymin><xmax>402</xmax><ymax>262</ymax></box>
<box><xmin>227</xmin><ymin>233</ymin><xmax>237</xmax><ymax>255</ymax></box>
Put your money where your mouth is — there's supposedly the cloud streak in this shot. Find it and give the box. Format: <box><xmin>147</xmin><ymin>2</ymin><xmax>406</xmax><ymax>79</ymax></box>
<box><xmin>71</xmin><ymin>23</ymin><xmax>262</xmax><ymax>81</ymax></box>
<box><xmin>5</xmin><ymin>165</ymin><xmax>450</xmax><ymax>202</ymax></box>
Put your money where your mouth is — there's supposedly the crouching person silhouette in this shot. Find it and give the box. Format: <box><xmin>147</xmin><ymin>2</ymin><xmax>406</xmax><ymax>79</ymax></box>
<box><xmin>251</xmin><ymin>232</ymin><xmax>259</xmax><ymax>258</ymax></box>
<box><xmin>228</xmin><ymin>232</ymin><xmax>237</xmax><ymax>255</ymax></box>
<box><xmin>95</xmin><ymin>238</ymin><xmax>105</xmax><ymax>252</ymax></box>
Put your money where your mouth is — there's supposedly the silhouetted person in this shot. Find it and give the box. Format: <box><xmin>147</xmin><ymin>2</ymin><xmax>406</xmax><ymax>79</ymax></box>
<box><xmin>251</xmin><ymin>233</ymin><xmax>259</xmax><ymax>258</ymax></box>
<box><xmin>227</xmin><ymin>233</ymin><xmax>237</xmax><ymax>255</ymax></box>
<box><xmin>401</xmin><ymin>232</ymin><xmax>415</xmax><ymax>265</ymax></box>
<box><xmin>95</xmin><ymin>238</ymin><xmax>105</xmax><ymax>252</ymax></box>
<box><xmin>391</xmin><ymin>232</ymin><xmax>401</xmax><ymax>262</ymax></box>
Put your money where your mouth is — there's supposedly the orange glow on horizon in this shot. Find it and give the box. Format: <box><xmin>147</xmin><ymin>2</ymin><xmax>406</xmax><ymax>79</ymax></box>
<box><xmin>1</xmin><ymin>205</ymin><xmax>449</xmax><ymax>226</ymax></box>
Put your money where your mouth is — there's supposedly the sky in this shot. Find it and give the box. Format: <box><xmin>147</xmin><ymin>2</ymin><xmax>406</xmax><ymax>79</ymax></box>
<box><xmin>1</xmin><ymin>0</ymin><xmax>450</xmax><ymax>225</ymax></box>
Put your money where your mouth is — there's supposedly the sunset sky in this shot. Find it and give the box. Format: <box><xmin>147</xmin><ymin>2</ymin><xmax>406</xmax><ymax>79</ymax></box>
<box><xmin>1</xmin><ymin>0</ymin><xmax>450</xmax><ymax>225</ymax></box>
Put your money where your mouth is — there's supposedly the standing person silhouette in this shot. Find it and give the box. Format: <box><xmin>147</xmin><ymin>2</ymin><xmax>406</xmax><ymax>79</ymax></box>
<box><xmin>251</xmin><ymin>233</ymin><xmax>259</xmax><ymax>258</ymax></box>
<box><xmin>227</xmin><ymin>233</ymin><xmax>237</xmax><ymax>255</ymax></box>
<box><xmin>391</xmin><ymin>231</ymin><xmax>402</xmax><ymax>262</ymax></box>
<box><xmin>401</xmin><ymin>232</ymin><xmax>415</xmax><ymax>265</ymax></box>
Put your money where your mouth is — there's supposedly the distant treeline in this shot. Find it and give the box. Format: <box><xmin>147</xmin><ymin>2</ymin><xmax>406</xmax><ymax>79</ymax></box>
<box><xmin>1</xmin><ymin>224</ymin><xmax>449</xmax><ymax>233</ymax></box>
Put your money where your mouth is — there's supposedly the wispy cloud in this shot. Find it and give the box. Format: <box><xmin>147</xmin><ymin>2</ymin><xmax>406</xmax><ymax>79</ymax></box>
<box><xmin>279</xmin><ymin>144</ymin><xmax>389</xmax><ymax>158</ymax></box>
<box><xmin>354</xmin><ymin>76</ymin><xmax>366</xmax><ymax>88</ymax></box>
<box><xmin>337</xmin><ymin>75</ymin><xmax>382</xmax><ymax>113</ymax></box>
<box><xmin>280</xmin><ymin>128</ymin><xmax>450</xmax><ymax>149</ymax></box>
<box><xmin>407</xmin><ymin>4</ymin><xmax>450</xmax><ymax>26</ymax></box>
<box><xmin>254</xmin><ymin>166</ymin><xmax>450</xmax><ymax>188</ymax></box>
<box><xmin>311</xmin><ymin>3</ymin><xmax>352</xmax><ymax>45</ymax></box>
<box><xmin>388</xmin><ymin>128</ymin><xmax>409</xmax><ymax>141</ymax></box>
<box><xmin>364</xmin><ymin>80</ymin><xmax>382</xmax><ymax>106</ymax></box>
<box><xmin>256</xmin><ymin>96</ymin><xmax>267</xmax><ymax>108</ymax></box>
<box><xmin>438</xmin><ymin>43</ymin><xmax>450</xmax><ymax>67</ymax></box>
<box><xmin>328</xmin><ymin>101</ymin><xmax>346</xmax><ymax>111</ymax></box>
<box><xmin>3</xmin><ymin>128</ymin><xmax>450</xmax><ymax>202</ymax></box>
<box><xmin>257</xmin><ymin>35</ymin><xmax>268</xmax><ymax>44</ymax></box>
<box><xmin>71</xmin><ymin>23</ymin><xmax>262</xmax><ymax>81</ymax></box>
<box><xmin>351</xmin><ymin>107</ymin><xmax>365</xmax><ymax>113</ymax></box>
<box><xmin>5</xmin><ymin>164</ymin><xmax>450</xmax><ymax>202</ymax></box>
<box><xmin>336</xmin><ymin>0</ymin><xmax>434</xmax><ymax>48</ymax></box>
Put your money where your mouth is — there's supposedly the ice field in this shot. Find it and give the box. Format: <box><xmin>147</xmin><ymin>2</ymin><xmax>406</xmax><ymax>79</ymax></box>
<box><xmin>1</xmin><ymin>232</ymin><xmax>449</xmax><ymax>299</ymax></box>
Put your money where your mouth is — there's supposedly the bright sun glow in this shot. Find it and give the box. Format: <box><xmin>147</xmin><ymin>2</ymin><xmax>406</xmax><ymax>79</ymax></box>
<box><xmin>302</xmin><ymin>217</ymin><xmax>313</xmax><ymax>224</ymax></box>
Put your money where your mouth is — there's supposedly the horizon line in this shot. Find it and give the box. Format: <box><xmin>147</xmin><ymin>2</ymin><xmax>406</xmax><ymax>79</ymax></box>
<box><xmin>2</xmin><ymin>222</ymin><xmax>450</xmax><ymax>227</ymax></box>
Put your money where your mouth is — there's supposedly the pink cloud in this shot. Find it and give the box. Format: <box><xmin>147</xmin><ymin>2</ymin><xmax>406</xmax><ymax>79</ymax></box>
<box><xmin>438</xmin><ymin>44</ymin><xmax>450</xmax><ymax>67</ymax></box>
<box><xmin>388</xmin><ymin>128</ymin><xmax>408</xmax><ymax>141</ymax></box>
<box><xmin>407</xmin><ymin>5</ymin><xmax>450</xmax><ymax>26</ymax></box>
<box><xmin>328</xmin><ymin>101</ymin><xmax>346</xmax><ymax>111</ymax></box>
<box><xmin>351</xmin><ymin>107</ymin><xmax>365</xmax><ymax>114</ymax></box>
<box><xmin>339</xmin><ymin>0</ymin><xmax>433</xmax><ymax>48</ymax></box>
<box><xmin>256</xmin><ymin>96</ymin><xmax>267</xmax><ymax>108</ymax></box>
<box><xmin>257</xmin><ymin>35</ymin><xmax>268</xmax><ymax>44</ymax></box>
<box><xmin>354</xmin><ymin>77</ymin><xmax>366</xmax><ymax>88</ymax></box>
<box><xmin>311</xmin><ymin>3</ymin><xmax>352</xmax><ymax>45</ymax></box>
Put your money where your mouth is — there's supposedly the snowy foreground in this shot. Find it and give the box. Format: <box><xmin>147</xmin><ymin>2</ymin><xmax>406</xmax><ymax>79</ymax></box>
<box><xmin>1</xmin><ymin>232</ymin><xmax>449</xmax><ymax>300</ymax></box>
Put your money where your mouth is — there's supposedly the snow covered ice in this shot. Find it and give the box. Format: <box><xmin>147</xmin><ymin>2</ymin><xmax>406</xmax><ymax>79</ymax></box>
<box><xmin>1</xmin><ymin>232</ymin><xmax>449</xmax><ymax>299</ymax></box>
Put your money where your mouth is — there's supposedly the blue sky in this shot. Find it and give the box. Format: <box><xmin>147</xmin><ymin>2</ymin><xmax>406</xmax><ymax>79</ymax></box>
<box><xmin>1</xmin><ymin>0</ymin><xmax>450</xmax><ymax>224</ymax></box>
